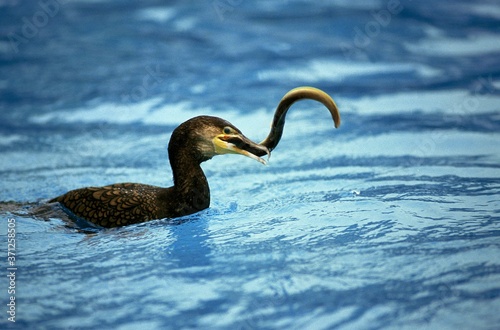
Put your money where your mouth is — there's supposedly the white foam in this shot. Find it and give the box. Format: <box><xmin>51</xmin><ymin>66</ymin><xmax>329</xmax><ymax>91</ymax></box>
<box><xmin>29</xmin><ymin>97</ymin><xmax>273</xmax><ymax>140</ymax></box>
<box><xmin>174</xmin><ymin>17</ymin><xmax>197</xmax><ymax>31</ymax></box>
<box><xmin>492</xmin><ymin>79</ymin><xmax>500</xmax><ymax>91</ymax></box>
<box><xmin>259</xmin><ymin>0</ymin><xmax>380</xmax><ymax>11</ymax></box>
<box><xmin>257</xmin><ymin>59</ymin><xmax>441</xmax><ymax>83</ymax></box>
<box><xmin>470</xmin><ymin>3</ymin><xmax>500</xmax><ymax>19</ymax></box>
<box><xmin>136</xmin><ymin>7</ymin><xmax>177</xmax><ymax>23</ymax></box>
<box><xmin>31</xmin><ymin>97</ymin><xmax>166</xmax><ymax>125</ymax></box>
<box><xmin>0</xmin><ymin>134</ymin><xmax>26</xmax><ymax>146</ymax></box>
<box><xmin>326</xmin><ymin>0</ymin><xmax>383</xmax><ymax>10</ymax></box>
<box><xmin>346</xmin><ymin>89</ymin><xmax>500</xmax><ymax>115</ymax></box>
<box><xmin>335</xmin><ymin>131</ymin><xmax>500</xmax><ymax>158</ymax></box>
<box><xmin>405</xmin><ymin>33</ymin><xmax>500</xmax><ymax>57</ymax></box>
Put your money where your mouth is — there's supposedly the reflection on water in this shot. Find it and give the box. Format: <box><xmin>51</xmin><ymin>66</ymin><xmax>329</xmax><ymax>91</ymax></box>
<box><xmin>1</xmin><ymin>0</ymin><xmax>499</xmax><ymax>329</ymax></box>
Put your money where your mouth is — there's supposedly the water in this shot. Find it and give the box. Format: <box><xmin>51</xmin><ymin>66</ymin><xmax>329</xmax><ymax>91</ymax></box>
<box><xmin>1</xmin><ymin>0</ymin><xmax>500</xmax><ymax>329</ymax></box>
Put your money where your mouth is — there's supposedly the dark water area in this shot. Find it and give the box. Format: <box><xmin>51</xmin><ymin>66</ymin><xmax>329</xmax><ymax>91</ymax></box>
<box><xmin>1</xmin><ymin>0</ymin><xmax>499</xmax><ymax>329</ymax></box>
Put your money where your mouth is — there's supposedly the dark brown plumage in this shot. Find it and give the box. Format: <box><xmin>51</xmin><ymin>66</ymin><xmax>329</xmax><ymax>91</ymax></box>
<box><xmin>51</xmin><ymin>183</ymin><xmax>166</xmax><ymax>227</ymax></box>
<box><xmin>50</xmin><ymin>87</ymin><xmax>341</xmax><ymax>228</ymax></box>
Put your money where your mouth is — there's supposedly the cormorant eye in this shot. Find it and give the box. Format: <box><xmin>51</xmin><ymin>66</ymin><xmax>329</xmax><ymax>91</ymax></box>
<box><xmin>223</xmin><ymin>127</ymin><xmax>232</xmax><ymax>134</ymax></box>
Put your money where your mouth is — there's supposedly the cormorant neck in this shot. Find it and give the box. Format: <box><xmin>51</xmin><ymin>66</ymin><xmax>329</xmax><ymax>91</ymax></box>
<box><xmin>168</xmin><ymin>145</ymin><xmax>211</xmax><ymax>215</ymax></box>
<box><xmin>171</xmin><ymin>155</ymin><xmax>208</xmax><ymax>195</ymax></box>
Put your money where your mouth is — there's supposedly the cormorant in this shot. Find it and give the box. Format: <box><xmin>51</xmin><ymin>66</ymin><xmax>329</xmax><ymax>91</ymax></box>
<box><xmin>49</xmin><ymin>87</ymin><xmax>340</xmax><ymax>227</ymax></box>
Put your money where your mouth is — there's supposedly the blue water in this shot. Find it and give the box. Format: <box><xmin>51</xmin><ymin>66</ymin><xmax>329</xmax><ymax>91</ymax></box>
<box><xmin>1</xmin><ymin>0</ymin><xmax>500</xmax><ymax>329</ymax></box>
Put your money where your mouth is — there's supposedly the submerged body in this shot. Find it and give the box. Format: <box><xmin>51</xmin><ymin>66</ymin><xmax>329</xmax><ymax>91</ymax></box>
<box><xmin>50</xmin><ymin>87</ymin><xmax>341</xmax><ymax>227</ymax></box>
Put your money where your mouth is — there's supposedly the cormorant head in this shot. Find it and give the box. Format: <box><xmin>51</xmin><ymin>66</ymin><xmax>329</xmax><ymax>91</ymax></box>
<box><xmin>169</xmin><ymin>116</ymin><xmax>269</xmax><ymax>164</ymax></box>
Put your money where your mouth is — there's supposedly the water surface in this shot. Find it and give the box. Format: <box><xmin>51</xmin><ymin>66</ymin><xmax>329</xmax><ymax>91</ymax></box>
<box><xmin>1</xmin><ymin>1</ymin><xmax>499</xmax><ymax>329</ymax></box>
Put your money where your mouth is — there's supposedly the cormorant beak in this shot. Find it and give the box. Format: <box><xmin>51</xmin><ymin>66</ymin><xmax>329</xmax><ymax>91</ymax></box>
<box><xmin>213</xmin><ymin>133</ymin><xmax>270</xmax><ymax>165</ymax></box>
